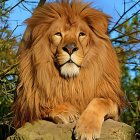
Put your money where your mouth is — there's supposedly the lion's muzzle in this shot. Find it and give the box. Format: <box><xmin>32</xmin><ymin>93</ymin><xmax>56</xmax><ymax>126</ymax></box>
<box><xmin>57</xmin><ymin>43</ymin><xmax>80</xmax><ymax>78</ymax></box>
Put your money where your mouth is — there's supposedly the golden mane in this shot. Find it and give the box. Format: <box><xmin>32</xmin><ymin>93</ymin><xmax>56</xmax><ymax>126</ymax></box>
<box><xmin>12</xmin><ymin>0</ymin><xmax>125</xmax><ymax>129</ymax></box>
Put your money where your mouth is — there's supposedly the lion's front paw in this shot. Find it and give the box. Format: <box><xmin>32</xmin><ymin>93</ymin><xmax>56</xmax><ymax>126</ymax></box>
<box><xmin>74</xmin><ymin>113</ymin><xmax>103</xmax><ymax>140</ymax></box>
<box><xmin>48</xmin><ymin>103</ymin><xmax>79</xmax><ymax>124</ymax></box>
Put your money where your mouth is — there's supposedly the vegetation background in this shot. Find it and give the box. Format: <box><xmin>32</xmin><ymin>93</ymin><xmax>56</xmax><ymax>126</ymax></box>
<box><xmin>0</xmin><ymin>0</ymin><xmax>140</xmax><ymax>139</ymax></box>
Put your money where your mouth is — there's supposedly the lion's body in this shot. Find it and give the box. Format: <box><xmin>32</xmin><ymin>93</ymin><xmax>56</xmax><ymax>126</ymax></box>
<box><xmin>13</xmin><ymin>0</ymin><xmax>125</xmax><ymax>139</ymax></box>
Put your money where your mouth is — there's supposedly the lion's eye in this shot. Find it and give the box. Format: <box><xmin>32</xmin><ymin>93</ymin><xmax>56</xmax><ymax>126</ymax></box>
<box><xmin>79</xmin><ymin>32</ymin><xmax>86</xmax><ymax>37</ymax></box>
<box><xmin>55</xmin><ymin>32</ymin><xmax>62</xmax><ymax>36</ymax></box>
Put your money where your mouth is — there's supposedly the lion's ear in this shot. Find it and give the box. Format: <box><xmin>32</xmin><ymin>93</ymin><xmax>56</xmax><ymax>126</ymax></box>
<box><xmin>91</xmin><ymin>10</ymin><xmax>110</xmax><ymax>34</ymax></box>
<box><xmin>82</xmin><ymin>8</ymin><xmax>110</xmax><ymax>37</ymax></box>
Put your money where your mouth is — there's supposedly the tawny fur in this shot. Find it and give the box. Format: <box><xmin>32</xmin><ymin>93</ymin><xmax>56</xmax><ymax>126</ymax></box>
<box><xmin>12</xmin><ymin>1</ymin><xmax>125</xmax><ymax>134</ymax></box>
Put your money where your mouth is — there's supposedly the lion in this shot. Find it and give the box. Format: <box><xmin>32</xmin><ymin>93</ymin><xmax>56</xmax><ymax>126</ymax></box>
<box><xmin>12</xmin><ymin>0</ymin><xmax>125</xmax><ymax>139</ymax></box>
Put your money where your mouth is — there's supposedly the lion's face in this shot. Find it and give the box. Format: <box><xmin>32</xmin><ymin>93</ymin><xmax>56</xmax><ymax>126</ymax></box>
<box><xmin>48</xmin><ymin>18</ymin><xmax>91</xmax><ymax>78</ymax></box>
<box><xmin>25</xmin><ymin>2</ymin><xmax>110</xmax><ymax>79</ymax></box>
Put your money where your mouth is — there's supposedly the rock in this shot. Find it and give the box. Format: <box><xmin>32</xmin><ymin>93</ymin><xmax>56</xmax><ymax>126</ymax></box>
<box><xmin>7</xmin><ymin>119</ymin><xmax>135</xmax><ymax>140</ymax></box>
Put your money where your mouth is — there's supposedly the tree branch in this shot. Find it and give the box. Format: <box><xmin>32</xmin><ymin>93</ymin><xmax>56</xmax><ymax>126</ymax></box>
<box><xmin>109</xmin><ymin>1</ymin><xmax>140</xmax><ymax>33</ymax></box>
<box><xmin>21</xmin><ymin>3</ymin><xmax>33</xmax><ymax>14</ymax></box>
<box><xmin>124</xmin><ymin>0</ymin><xmax>126</xmax><ymax>13</ymax></box>
<box><xmin>111</xmin><ymin>31</ymin><xmax>140</xmax><ymax>41</ymax></box>
<box><xmin>112</xmin><ymin>29</ymin><xmax>140</xmax><ymax>45</ymax></box>
<box><xmin>0</xmin><ymin>63</ymin><xmax>18</xmax><ymax>79</ymax></box>
<box><xmin>2</xmin><ymin>0</ymin><xmax>25</xmax><ymax>16</ymax></box>
<box><xmin>37</xmin><ymin>0</ymin><xmax>46</xmax><ymax>7</ymax></box>
<box><xmin>110</xmin><ymin>9</ymin><xmax>140</xmax><ymax>34</ymax></box>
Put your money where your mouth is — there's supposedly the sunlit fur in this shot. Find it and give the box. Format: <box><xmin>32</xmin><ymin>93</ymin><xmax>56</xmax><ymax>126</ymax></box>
<box><xmin>12</xmin><ymin>0</ymin><xmax>125</xmax><ymax>129</ymax></box>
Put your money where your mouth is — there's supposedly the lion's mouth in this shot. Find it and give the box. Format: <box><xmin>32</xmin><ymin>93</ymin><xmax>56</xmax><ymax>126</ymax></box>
<box><xmin>54</xmin><ymin>54</ymin><xmax>82</xmax><ymax>78</ymax></box>
<box><xmin>58</xmin><ymin>59</ymin><xmax>81</xmax><ymax>78</ymax></box>
<box><xmin>59</xmin><ymin>59</ymin><xmax>80</xmax><ymax>68</ymax></box>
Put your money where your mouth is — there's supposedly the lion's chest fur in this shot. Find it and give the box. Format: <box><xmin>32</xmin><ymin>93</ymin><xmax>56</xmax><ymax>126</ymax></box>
<box><xmin>45</xmin><ymin>73</ymin><xmax>96</xmax><ymax>112</ymax></box>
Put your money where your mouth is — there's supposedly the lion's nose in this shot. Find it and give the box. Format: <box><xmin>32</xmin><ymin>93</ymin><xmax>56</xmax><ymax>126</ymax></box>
<box><xmin>63</xmin><ymin>43</ymin><xmax>78</xmax><ymax>55</ymax></box>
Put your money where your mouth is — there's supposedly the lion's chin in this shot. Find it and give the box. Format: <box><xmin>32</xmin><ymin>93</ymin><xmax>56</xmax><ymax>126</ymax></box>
<box><xmin>60</xmin><ymin>63</ymin><xmax>80</xmax><ymax>78</ymax></box>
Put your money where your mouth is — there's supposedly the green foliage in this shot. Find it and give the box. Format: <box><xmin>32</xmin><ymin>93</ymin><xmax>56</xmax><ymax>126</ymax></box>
<box><xmin>0</xmin><ymin>1</ymin><xmax>18</xmax><ymax>70</ymax></box>
<box><xmin>114</xmin><ymin>14</ymin><xmax>140</xmax><ymax>134</ymax></box>
<box><xmin>0</xmin><ymin>1</ymin><xmax>18</xmax><ymax>139</ymax></box>
<box><xmin>121</xmin><ymin>66</ymin><xmax>140</xmax><ymax>133</ymax></box>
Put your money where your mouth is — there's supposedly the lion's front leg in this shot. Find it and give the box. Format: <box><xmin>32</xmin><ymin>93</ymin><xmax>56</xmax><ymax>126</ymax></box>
<box><xmin>74</xmin><ymin>98</ymin><xmax>119</xmax><ymax>140</ymax></box>
<box><xmin>48</xmin><ymin>103</ymin><xmax>80</xmax><ymax>124</ymax></box>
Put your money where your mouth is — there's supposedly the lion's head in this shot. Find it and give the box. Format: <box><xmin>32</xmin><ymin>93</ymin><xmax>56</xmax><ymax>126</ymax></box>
<box><xmin>13</xmin><ymin>0</ymin><xmax>125</xmax><ymax>127</ymax></box>
<box><xmin>24</xmin><ymin>1</ymin><xmax>111</xmax><ymax>79</ymax></box>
